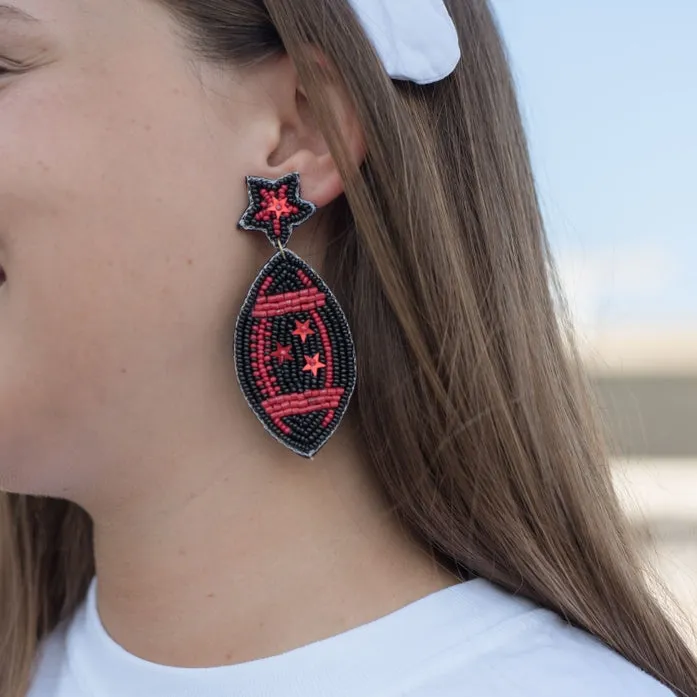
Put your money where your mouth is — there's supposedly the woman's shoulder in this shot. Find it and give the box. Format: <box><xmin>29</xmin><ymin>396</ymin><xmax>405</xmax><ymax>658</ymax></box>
<box><xmin>399</xmin><ymin>579</ymin><xmax>675</xmax><ymax>697</ymax></box>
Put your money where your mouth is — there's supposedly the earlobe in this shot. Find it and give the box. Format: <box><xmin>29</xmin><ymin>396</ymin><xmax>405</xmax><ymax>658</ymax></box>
<box><xmin>281</xmin><ymin>153</ymin><xmax>347</xmax><ymax>209</ymax></box>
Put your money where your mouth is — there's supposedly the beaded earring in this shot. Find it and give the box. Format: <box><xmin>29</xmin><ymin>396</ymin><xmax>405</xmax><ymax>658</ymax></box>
<box><xmin>234</xmin><ymin>173</ymin><xmax>357</xmax><ymax>458</ymax></box>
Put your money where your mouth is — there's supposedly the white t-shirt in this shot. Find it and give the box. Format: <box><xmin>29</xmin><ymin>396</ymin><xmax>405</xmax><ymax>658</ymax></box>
<box><xmin>28</xmin><ymin>576</ymin><xmax>673</xmax><ymax>697</ymax></box>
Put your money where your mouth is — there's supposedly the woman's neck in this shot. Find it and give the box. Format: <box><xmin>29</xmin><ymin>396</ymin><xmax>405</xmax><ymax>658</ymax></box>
<box><xmin>88</xmin><ymin>413</ymin><xmax>457</xmax><ymax>668</ymax></box>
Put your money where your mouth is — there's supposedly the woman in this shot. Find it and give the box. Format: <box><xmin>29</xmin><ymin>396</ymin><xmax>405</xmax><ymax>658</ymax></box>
<box><xmin>0</xmin><ymin>0</ymin><xmax>694</xmax><ymax>695</ymax></box>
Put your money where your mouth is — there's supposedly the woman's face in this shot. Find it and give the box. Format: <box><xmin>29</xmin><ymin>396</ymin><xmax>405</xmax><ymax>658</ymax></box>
<box><xmin>0</xmin><ymin>0</ymin><xmax>273</xmax><ymax>497</ymax></box>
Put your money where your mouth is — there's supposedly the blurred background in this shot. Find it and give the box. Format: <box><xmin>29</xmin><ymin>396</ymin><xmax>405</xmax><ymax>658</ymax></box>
<box><xmin>493</xmin><ymin>0</ymin><xmax>697</xmax><ymax>648</ymax></box>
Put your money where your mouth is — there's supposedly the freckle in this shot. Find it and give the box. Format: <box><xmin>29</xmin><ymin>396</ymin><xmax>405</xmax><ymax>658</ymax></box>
<box><xmin>178</xmin><ymin>546</ymin><xmax>186</xmax><ymax>557</ymax></box>
<box><xmin>144</xmin><ymin>124</ymin><xmax>152</xmax><ymax>132</ymax></box>
<box><xmin>187</xmin><ymin>258</ymin><xmax>193</xmax><ymax>266</ymax></box>
<box><xmin>206</xmin><ymin>592</ymin><xmax>215</xmax><ymax>599</ymax></box>
<box><xmin>225</xmin><ymin>652</ymin><xmax>233</xmax><ymax>661</ymax></box>
<box><xmin>120</xmin><ymin>368</ymin><xmax>127</xmax><ymax>374</ymax></box>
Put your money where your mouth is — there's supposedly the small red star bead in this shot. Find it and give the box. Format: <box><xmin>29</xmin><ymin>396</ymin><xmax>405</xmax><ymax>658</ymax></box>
<box><xmin>303</xmin><ymin>353</ymin><xmax>326</xmax><ymax>377</ymax></box>
<box><xmin>292</xmin><ymin>319</ymin><xmax>315</xmax><ymax>344</ymax></box>
<box><xmin>270</xmin><ymin>342</ymin><xmax>294</xmax><ymax>365</ymax></box>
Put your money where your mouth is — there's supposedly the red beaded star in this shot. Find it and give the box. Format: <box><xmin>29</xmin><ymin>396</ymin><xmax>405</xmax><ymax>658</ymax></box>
<box><xmin>292</xmin><ymin>319</ymin><xmax>315</xmax><ymax>344</ymax></box>
<box><xmin>270</xmin><ymin>342</ymin><xmax>294</xmax><ymax>365</ymax></box>
<box><xmin>303</xmin><ymin>353</ymin><xmax>326</xmax><ymax>377</ymax></box>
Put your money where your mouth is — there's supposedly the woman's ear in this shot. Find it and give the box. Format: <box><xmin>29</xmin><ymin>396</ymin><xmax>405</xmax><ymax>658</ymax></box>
<box><xmin>262</xmin><ymin>56</ymin><xmax>366</xmax><ymax>208</ymax></box>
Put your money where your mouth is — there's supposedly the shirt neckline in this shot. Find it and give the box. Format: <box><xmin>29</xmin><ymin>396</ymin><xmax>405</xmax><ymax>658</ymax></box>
<box><xmin>65</xmin><ymin>575</ymin><xmax>516</xmax><ymax>697</ymax></box>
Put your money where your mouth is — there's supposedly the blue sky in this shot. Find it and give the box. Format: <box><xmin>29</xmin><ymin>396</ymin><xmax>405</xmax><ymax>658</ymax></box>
<box><xmin>492</xmin><ymin>1</ymin><xmax>696</xmax><ymax>330</ymax></box>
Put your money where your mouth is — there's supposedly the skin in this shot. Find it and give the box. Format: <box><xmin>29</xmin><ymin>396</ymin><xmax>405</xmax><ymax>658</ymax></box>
<box><xmin>0</xmin><ymin>0</ymin><xmax>456</xmax><ymax>668</ymax></box>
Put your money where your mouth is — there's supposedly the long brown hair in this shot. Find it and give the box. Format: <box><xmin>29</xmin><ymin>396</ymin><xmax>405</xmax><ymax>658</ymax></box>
<box><xmin>2</xmin><ymin>1</ymin><xmax>695</xmax><ymax>695</ymax></box>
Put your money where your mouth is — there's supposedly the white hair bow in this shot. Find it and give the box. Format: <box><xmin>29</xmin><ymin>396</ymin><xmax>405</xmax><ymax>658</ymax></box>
<box><xmin>346</xmin><ymin>0</ymin><xmax>461</xmax><ymax>84</ymax></box>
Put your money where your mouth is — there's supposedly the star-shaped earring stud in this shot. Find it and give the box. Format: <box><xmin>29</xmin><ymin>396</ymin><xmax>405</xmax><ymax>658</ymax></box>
<box><xmin>238</xmin><ymin>172</ymin><xmax>317</xmax><ymax>249</ymax></box>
